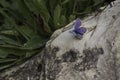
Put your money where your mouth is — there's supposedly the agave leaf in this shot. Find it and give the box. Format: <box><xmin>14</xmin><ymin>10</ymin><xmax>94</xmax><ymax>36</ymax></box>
<box><xmin>6</xmin><ymin>8</ymin><xmax>26</xmax><ymax>25</ymax></box>
<box><xmin>15</xmin><ymin>25</ymin><xmax>37</xmax><ymax>41</ymax></box>
<box><xmin>0</xmin><ymin>56</ymin><xmax>26</xmax><ymax>71</ymax></box>
<box><xmin>0</xmin><ymin>40</ymin><xmax>5</xmax><ymax>45</ymax></box>
<box><xmin>62</xmin><ymin>0</ymin><xmax>69</xmax><ymax>5</ymax></box>
<box><xmin>0</xmin><ymin>35</ymin><xmax>21</xmax><ymax>46</ymax></box>
<box><xmin>0</xmin><ymin>49</ymin><xmax>9</xmax><ymax>58</ymax></box>
<box><xmin>1</xmin><ymin>18</ymin><xmax>14</xmax><ymax>29</ymax></box>
<box><xmin>35</xmin><ymin>0</ymin><xmax>50</xmax><ymax>23</ymax></box>
<box><xmin>0</xmin><ymin>7</ymin><xmax>16</xmax><ymax>26</ymax></box>
<box><xmin>16</xmin><ymin>0</ymin><xmax>32</xmax><ymax>20</ymax></box>
<box><xmin>0</xmin><ymin>58</ymin><xmax>17</xmax><ymax>63</ymax></box>
<box><xmin>23</xmin><ymin>0</ymin><xmax>38</xmax><ymax>13</ymax></box>
<box><xmin>14</xmin><ymin>27</ymin><xmax>29</xmax><ymax>41</ymax></box>
<box><xmin>33</xmin><ymin>0</ymin><xmax>52</xmax><ymax>33</ymax></box>
<box><xmin>48</xmin><ymin>0</ymin><xmax>58</xmax><ymax>15</ymax></box>
<box><xmin>24</xmin><ymin>0</ymin><xmax>47</xmax><ymax>35</ymax></box>
<box><xmin>0</xmin><ymin>30</ymin><xmax>19</xmax><ymax>36</ymax></box>
<box><xmin>0</xmin><ymin>45</ymin><xmax>31</xmax><ymax>51</ymax></box>
<box><xmin>0</xmin><ymin>46</ymin><xmax>25</xmax><ymax>59</ymax></box>
<box><xmin>0</xmin><ymin>0</ymin><xmax>10</xmax><ymax>8</ymax></box>
<box><xmin>59</xmin><ymin>15</ymin><xmax>67</xmax><ymax>27</ymax></box>
<box><xmin>0</xmin><ymin>47</ymin><xmax>26</xmax><ymax>57</ymax></box>
<box><xmin>84</xmin><ymin>7</ymin><xmax>92</xmax><ymax>14</ymax></box>
<box><xmin>16</xmin><ymin>0</ymin><xmax>37</xmax><ymax>30</ymax></box>
<box><xmin>0</xmin><ymin>64</ymin><xmax>13</xmax><ymax>71</ymax></box>
<box><xmin>69</xmin><ymin>15</ymin><xmax>76</xmax><ymax>22</ymax></box>
<box><xmin>25</xmin><ymin>50</ymin><xmax>39</xmax><ymax>58</ymax></box>
<box><xmin>53</xmin><ymin>5</ymin><xmax>61</xmax><ymax>28</ymax></box>
<box><xmin>19</xmin><ymin>25</ymin><xmax>36</xmax><ymax>39</ymax></box>
<box><xmin>23</xmin><ymin>36</ymin><xmax>47</xmax><ymax>49</ymax></box>
<box><xmin>67</xmin><ymin>0</ymin><xmax>75</xmax><ymax>14</ymax></box>
<box><xmin>93</xmin><ymin>0</ymin><xmax>104</xmax><ymax>6</ymax></box>
<box><xmin>0</xmin><ymin>58</ymin><xmax>21</xmax><ymax>71</ymax></box>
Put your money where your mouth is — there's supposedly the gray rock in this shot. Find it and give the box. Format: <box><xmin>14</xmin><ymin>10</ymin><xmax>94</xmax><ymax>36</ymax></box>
<box><xmin>0</xmin><ymin>0</ymin><xmax>120</xmax><ymax>80</ymax></box>
<box><xmin>0</xmin><ymin>51</ymin><xmax>44</xmax><ymax>80</ymax></box>
<box><xmin>44</xmin><ymin>0</ymin><xmax>120</xmax><ymax>80</ymax></box>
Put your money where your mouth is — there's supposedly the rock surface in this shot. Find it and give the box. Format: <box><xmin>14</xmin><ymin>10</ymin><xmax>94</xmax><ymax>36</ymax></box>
<box><xmin>0</xmin><ymin>0</ymin><xmax>120</xmax><ymax>80</ymax></box>
<box><xmin>44</xmin><ymin>0</ymin><xmax>120</xmax><ymax>80</ymax></box>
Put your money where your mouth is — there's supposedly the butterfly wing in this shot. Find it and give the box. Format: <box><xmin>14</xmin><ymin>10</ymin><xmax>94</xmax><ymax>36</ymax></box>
<box><xmin>75</xmin><ymin>34</ymin><xmax>83</xmax><ymax>40</ymax></box>
<box><xmin>74</xmin><ymin>27</ymin><xmax>86</xmax><ymax>35</ymax></box>
<box><xmin>70</xmin><ymin>18</ymin><xmax>86</xmax><ymax>39</ymax></box>
<box><xmin>74</xmin><ymin>18</ymin><xmax>81</xmax><ymax>30</ymax></box>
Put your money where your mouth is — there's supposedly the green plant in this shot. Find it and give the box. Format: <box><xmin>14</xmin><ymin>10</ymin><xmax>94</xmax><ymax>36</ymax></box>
<box><xmin>0</xmin><ymin>0</ymin><xmax>114</xmax><ymax>71</ymax></box>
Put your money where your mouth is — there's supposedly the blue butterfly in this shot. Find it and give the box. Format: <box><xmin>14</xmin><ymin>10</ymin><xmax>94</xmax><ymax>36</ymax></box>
<box><xmin>70</xmin><ymin>18</ymin><xmax>86</xmax><ymax>39</ymax></box>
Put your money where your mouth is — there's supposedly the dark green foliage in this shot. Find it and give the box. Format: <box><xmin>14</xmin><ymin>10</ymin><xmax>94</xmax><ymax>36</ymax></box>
<box><xmin>0</xmin><ymin>0</ymin><xmax>114</xmax><ymax>71</ymax></box>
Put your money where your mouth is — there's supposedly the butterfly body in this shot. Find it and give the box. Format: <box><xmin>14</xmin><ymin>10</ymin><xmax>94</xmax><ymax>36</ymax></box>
<box><xmin>70</xmin><ymin>18</ymin><xmax>86</xmax><ymax>39</ymax></box>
